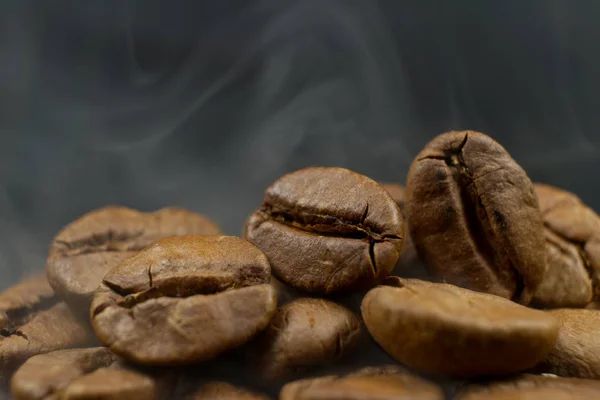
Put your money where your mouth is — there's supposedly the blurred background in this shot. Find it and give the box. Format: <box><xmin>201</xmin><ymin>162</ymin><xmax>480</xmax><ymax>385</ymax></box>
<box><xmin>0</xmin><ymin>0</ymin><xmax>599</xmax><ymax>288</ymax></box>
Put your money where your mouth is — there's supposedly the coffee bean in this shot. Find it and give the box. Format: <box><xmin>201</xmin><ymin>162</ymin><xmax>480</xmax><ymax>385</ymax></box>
<box><xmin>405</xmin><ymin>131</ymin><xmax>545</xmax><ymax>304</ymax></box>
<box><xmin>90</xmin><ymin>235</ymin><xmax>277</xmax><ymax>366</ymax></box>
<box><xmin>245</xmin><ymin>167</ymin><xmax>404</xmax><ymax>294</ymax></box>
<box><xmin>455</xmin><ymin>374</ymin><xmax>600</xmax><ymax>400</ymax></box>
<box><xmin>187</xmin><ymin>382</ymin><xmax>270</xmax><ymax>400</ymax></box>
<box><xmin>0</xmin><ymin>274</ymin><xmax>55</xmax><ymax>333</ymax></box>
<box><xmin>280</xmin><ymin>365</ymin><xmax>444</xmax><ymax>400</ymax></box>
<box><xmin>0</xmin><ymin>302</ymin><xmax>96</xmax><ymax>379</ymax></box>
<box><xmin>532</xmin><ymin>184</ymin><xmax>600</xmax><ymax>308</ymax></box>
<box><xmin>61</xmin><ymin>368</ymin><xmax>158</xmax><ymax>400</ymax></box>
<box><xmin>252</xmin><ymin>298</ymin><xmax>361</xmax><ymax>379</ymax></box>
<box><xmin>15</xmin><ymin>348</ymin><xmax>177</xmax><ymax>400</ymax></box>
<box><xmin>537</xmin><ymin>309</ymin><xmax>600</xmax><ymax>379</ymax></box>
<box><xmin>47</xmin><ymin>206</ymin><xmax>222</xmax><ymax>315</ymax></box>
<box><xmin>11</xmin><ymin>347</ymin><xmax>117</xmax><ymax>399</ymax></box>
<box><xmin>361</xmin><ymin>277</ymin><xmax>559</xmax><ymax>378</ymax></box>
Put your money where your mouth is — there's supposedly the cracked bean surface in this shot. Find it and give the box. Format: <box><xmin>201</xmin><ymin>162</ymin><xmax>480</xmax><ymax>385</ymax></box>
<box><xmin>244</xmin><ymin>167</ymin><xmax>404</xmax><ymax>294</ymax></box>
<box><xmin>90</xmin><ymin>235</ymin><xmax>277</xmax><ymax>366</ymax></box>
<box><xmin>405</xmin><ymin>131</ymin><xmax>545</xmax><ymax>304</ymax></box>
<box><xmin>46</xmin><ymin>206</ymin><xmax>222</xmax><ymax>315</ymax></box>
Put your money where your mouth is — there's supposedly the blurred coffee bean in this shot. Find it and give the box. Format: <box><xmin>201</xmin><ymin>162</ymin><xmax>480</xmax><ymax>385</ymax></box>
<box><xmin>537</xmin><ymin>309</ymin><xmax>600</xmax><ymax>379</ymax></box>
<box><xmin>245</xmin><ymin>167</ymin><xmax>404</xmax><ymax>295</ymax></box>
<box><xmin>0</xmin><ymin>302</ymin><xmax>96</xmax><ymax>379</ymax></box>
<box><xmin>187</xmin><ymin>381</ymin><xmax>270</xmax><ymax>400</ymax></box>
<box><xmin>90</xmin><ymin>235</ymin><xmax>277</xmax><ymax>366</ymax></box>
<box><xmin>532</xmin><ymin>183</ymin><xmax>600</xmax><ymax>308</ymax></box>
<box><xmin>362</xmin><ymin>277</ymin><xmax>559</xmax><ymax>378</ymax></box>
<box><xmin>455</xmin><ymin>374</ymin><xmax>600</xmax><ymax>400</ymax></box>
<box><xmin>0</xmin><ymin>274</ymin><xmax>55</xmax><ymax>333</ymax></box>
<box><xmin>280</xmin><ymin>364</ymin><xmax>444</xmax><ymax>400</ymax></box>
<box><xmin>59</xmin><ymin>367</ymin><xmax>158</xmax><ymax>400</ymax></box>
<box><xmin>11</xmin><ymin>347</ymin><xmax>117</xmax><ymax>399</ymax></box>
<box><xmin>406</xmin><ymin>131</ymin><xmax>545</xmax><ymax>304</ymax></box>
<box><xmin>252</xmin><ymin>298</ymin><xmax>361</xmax><ymax>379</ymax></box>
<box><xmin>47</xmin><ymin>206</ymin><xmax>222</xmax><ymax>315</ymax></box>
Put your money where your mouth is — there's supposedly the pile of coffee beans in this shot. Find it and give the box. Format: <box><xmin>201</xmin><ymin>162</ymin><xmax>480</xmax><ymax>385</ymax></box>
<box><xmin>2</xmin><ymin>130</ymin><xmax>600</xmax><ymax>399</ymax></box>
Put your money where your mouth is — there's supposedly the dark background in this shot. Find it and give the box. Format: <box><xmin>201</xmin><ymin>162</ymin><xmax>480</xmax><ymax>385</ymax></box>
<box><xmin>1</xmin><ymin>0</ymin><xmax>599</xmax><ymax>288</ymax></box>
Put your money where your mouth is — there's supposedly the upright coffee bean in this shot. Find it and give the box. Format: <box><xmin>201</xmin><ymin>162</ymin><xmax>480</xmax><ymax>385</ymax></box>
<box><xmin>47</xmin><ymin>206</ymin><xmax>222</xmax><ymax>315</ymax></box>
<box><xmin>252</xmin><ymin>298</ymin><xmax>361</xmax><ymax>379</ymax></box>
<box><xmin>245</xmin><ymin>167</ymin><xmax>404</xmax><ymax>294</ymax></box>
<box><xmin>405</xmin><ymin>131</ymin><xmax>545</xmax><ymax>304</ymax></box>
<box><xmin>90</xmin><ymin>235</ymin><xmax>277</xmax><ymax>365</ymax></box>
<box><xmin>537</xmin><ymin>309</ymin><xmax>600</xmax><ymax>379</ymax></box>
<box><xmin>362</xmin><ymin>278</ymin><xmax>559</xmax><ymax>378</ymax></box>
<box><xmin>532</xmin><ymin>183</ymin><xmax>600</xmax><ymax>308</ymax></box>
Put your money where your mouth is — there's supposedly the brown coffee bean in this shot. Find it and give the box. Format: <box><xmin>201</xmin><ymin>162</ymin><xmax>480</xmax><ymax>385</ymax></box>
<box><xmin>405</xmin><ymin>131</ymin><xmax>545</xmax><ymax>304</ymax></box>
<box><xmin>362</xmin><ymin>277</ymin><xmax>559</xmax><ymax>378</ymax></box>
<box><xmin>62</xmin><ymin>368</ymin><xmax>157</xmax><ymax>400</ymax></box>
<box><xmin>280</xmin><ymin>365</ymin><xmax>444</xmax><ymax>400</ymax></box>
<box><xmin>12</xmin><ymin>347</ymin><xmax>173</xmax><ymax>400</ymax></box>
<box><xmin>0</xmin><ymin>274</ymin><xmax>55</xmax><ymax>333</ymax></box>
<box><xmin>245</xmin><ymin>167</ymin><xmax>404</xmax><ymax>294</ymax></box>
<box><xmin>0</xmin><ymin>302</ymin><xmax>96</xmax><ymax>379</ymax></box>
<box><xmin>11</xmin><ymin>347</ymin><xmax>117</xmax><ymax>399</ymax></box>
<box><xmin>455</xmin><ymin>374</ymin><xmax>600</xmax><ymax>400</ymax></box>
<box><xmin>252</xmin><ymin>298</ymin><xmax>361</xmax><ymax>379</ymax></box>
<box><xmin>537</xmin><ymin>309</ymin><xmax>600</xmax><ymax>379</ymax></box>
<box><xmin>532</xmin><ymin>184</ymin><xmax>600</xmax><ymax>308</ymax></box>
<box><xmin>187</xmin><ymin>382</ymin><xmax>270</xmax><ymax>400</ymax></box>
<box><xmin>90</xmin><ymin>235</ymin><xmax>277</xmax><ymax>366</ymax></box>
<box><xmin>47</xmin><ymin>206</ymin><xmax>222</xmax><ymax>315</ymax></box>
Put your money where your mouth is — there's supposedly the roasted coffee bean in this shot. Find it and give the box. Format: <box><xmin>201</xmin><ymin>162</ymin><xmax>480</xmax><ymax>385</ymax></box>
<box><xmin>47</xmin><ymin>206</ymin><xmax>222</xmax><ymax>315</ymax></box>
<box><xmin>0</xmin><ymin>274</ymin><xmax>56</xmax><ymax>333</ymax></box>
<box><xmin>532</xmin><ymin>184</ymin><xmax>600</xmax><ymax>308</ymax></box>
<box><xmin>0</xmin><ymin>302</ymin><xmax>95</xmax><ymax>379</ymax></box>
<box><xmin>405</xmin><ymin>131</ymin><xmax>545</xmax><ymax>304</ymax></box>
<box><xmin>362</xmin><ymin>278</ymin><xmax>559</xmax><ymax>378</ymax></box>
<box><xmin>280</xmin><ymin>365</ymin><xmax>444</xmax><ymax>400</ymax></box>
<box><xmin>252</xmin><ymin>298</ymin><xmax>361</xmax><ymax>379</ymax></box>
<box><xmin>11</xmin><ymin>347</ymin><xmax>116</xmax><ymax>399</ymax></box>
<box><xmin>11</xmin><ymin>347</ymin><xmax>173</xmax><ymax>400</ymax></box>
<box><xmin>536</xmin><ymin>309</ymin><xmax>600</xmax><ymax>379</ymax></box>
<box><xmin>245</xmin><ymin>167</ymin><xmax>404</xmax><ymax>294</ymax></box>
<box><xmin>58</xmin><ymin>368</ymin><xmax>158</xmax><ymax>400</ymax></box>
<box><xmin>187</xmin><ymin>382</ymin><xmax>270</xmax><ymax>400</ymax></box>
<box><xmin>455</xmin><ymin>374</ymin><xmax>600</xmax><ymax>400</ymax></box>
<box><xmin>90</xmin><ymin>235</ymin><xmax>277</xmax><ymax>366</ymax></box>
